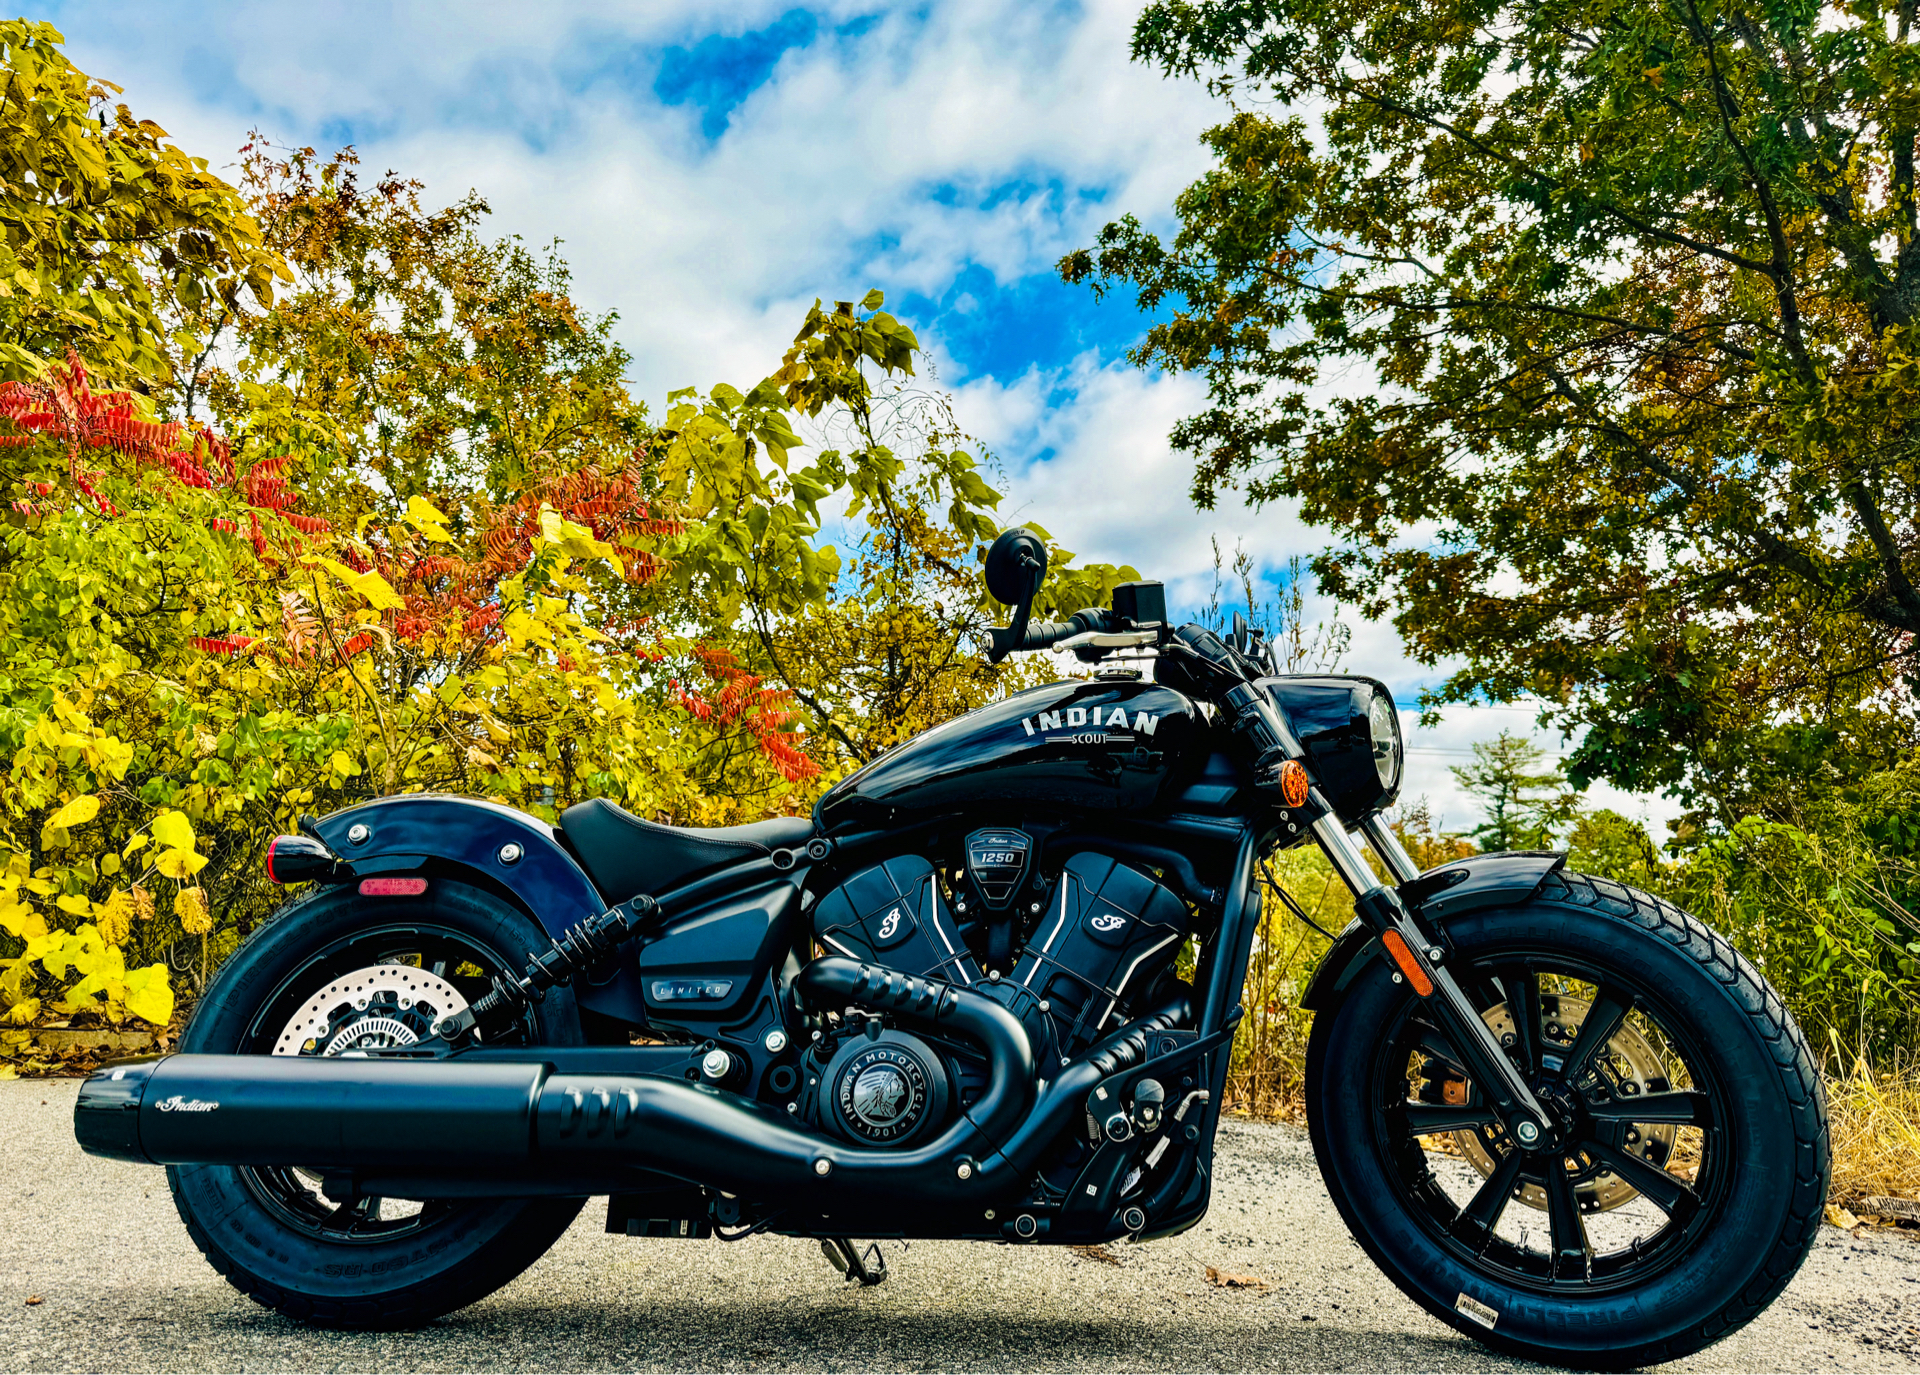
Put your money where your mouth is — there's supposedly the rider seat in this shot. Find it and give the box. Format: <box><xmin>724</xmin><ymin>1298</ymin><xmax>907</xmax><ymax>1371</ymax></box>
<box><xmin>556</xmin><ymin>797</ymin><xmax>816</xmax><ymax>901</ymax></box>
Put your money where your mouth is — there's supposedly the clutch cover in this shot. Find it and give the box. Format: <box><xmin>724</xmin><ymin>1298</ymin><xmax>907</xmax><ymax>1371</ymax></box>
<box><xmin>820</xmin><ymin>1029</ymin><xmax>951</xmax><ymax>1146</ymax></box>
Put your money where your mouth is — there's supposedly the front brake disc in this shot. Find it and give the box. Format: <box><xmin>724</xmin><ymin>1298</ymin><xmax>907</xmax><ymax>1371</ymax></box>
<box><xmin>1436</xmin><ymin>994</ymin><xmax>1678</xmax><ymax>1214</ymax></box>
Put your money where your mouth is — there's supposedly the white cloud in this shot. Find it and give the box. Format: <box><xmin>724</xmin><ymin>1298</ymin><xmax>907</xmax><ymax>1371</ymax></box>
<box><xmin>55</xmin><ymin>1</ymin><xmax>1225</xmax><ymax>403</ymax></box>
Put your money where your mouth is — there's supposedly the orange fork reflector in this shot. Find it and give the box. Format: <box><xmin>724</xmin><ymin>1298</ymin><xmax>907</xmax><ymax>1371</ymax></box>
<box><xmin>1381</xmin><ymin>930</ymin><xmax>1434</xmax><ymax>997</ymax></box>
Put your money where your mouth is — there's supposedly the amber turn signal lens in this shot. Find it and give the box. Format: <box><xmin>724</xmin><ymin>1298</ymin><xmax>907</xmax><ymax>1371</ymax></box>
<box><xmin>1381</xmin><ymin>930</ymin><xmax>1434</xmax><ymax>997</ymax></box>
<box><xmin>1278</xmin><ymin>758</ymin><xmax>1310</xmax><ymax>808</ymax></box>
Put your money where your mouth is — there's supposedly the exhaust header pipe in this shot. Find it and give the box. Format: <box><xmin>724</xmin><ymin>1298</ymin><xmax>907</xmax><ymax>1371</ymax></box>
<box><xmin>76</xmin><ymin>958</ymin><xmax>1188</xmax><ymax>1212</ymax></box>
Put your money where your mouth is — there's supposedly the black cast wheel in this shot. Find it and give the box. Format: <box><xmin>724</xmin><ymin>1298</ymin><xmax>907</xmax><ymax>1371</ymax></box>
<box><xmin>1306</xmin><ymin>872</ymin><xmax>1828</xmax><ymax>1369</ymax></box>
<box><xmin>167</xmin><ymin>879</ymin><xmax>588</xmax><ymax>1329</ymax></box>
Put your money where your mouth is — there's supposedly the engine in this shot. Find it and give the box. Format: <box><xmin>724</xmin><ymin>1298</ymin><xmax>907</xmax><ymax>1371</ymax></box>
<box><xmin>802</xmin><ymin>838</ymin><xmax>1190</xmax><ymax>1145</ymax></box>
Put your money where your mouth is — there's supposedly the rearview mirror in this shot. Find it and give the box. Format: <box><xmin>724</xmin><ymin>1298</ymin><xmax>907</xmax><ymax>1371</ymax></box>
<box><xmin>984</xmin><ymin>527</ymin><xmax>1047</xmax><ymax>608</ymax></box>
<box><xmin>984</xmin><ymin>527</ymin><xmax>1048</xmax><ymax>663</ymax></box>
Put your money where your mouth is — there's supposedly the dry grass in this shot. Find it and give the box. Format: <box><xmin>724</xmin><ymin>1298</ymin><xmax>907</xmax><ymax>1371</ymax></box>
<box><xmin>1825</xmin><ymin>1044</ymin><xmax>1920</xmax><ymax>1212</ymax></box>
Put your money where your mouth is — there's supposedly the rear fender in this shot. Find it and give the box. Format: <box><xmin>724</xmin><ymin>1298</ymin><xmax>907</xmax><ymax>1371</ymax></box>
<box><xmin>1299</xmin><ymin>850</ymin><xmax>1566</xmax><ymax>1012</ymax></box>
<box><xmin>311</xmin><ymin>796</ymin><xmax>648</xmax><ymax>1023</ymax></box>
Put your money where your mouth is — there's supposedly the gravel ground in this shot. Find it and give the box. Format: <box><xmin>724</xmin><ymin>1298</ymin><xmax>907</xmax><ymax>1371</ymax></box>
<box><xmin>2</xmin><ymin>1080</ymin><xmax>1916</xmax><ymax>1373</ymax></box>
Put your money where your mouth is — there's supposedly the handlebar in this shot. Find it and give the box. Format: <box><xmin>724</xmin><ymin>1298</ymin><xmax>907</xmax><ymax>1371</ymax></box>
<box><xmin>990</xmin><ymin>607</ymin><xmax>1115</xmax><ymax>660</ymax></box>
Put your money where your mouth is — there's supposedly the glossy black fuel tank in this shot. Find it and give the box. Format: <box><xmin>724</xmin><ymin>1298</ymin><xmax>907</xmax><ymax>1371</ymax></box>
<box><xmin>816</xmin><ymin>679</ymin><xmax>1202</xmax><ymax>833</ymax></box>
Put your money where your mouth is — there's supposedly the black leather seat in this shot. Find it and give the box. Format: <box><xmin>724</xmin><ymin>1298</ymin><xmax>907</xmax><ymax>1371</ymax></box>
<box><xmin>556</xmin><ymin>797</ymin><xmax>816</xmax><ymax>901</ymax></box>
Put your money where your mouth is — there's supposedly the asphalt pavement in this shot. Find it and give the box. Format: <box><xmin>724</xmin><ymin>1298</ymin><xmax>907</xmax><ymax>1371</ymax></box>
<box><xmin>3</xmin><ymin>1080</ymin><xmax>1916</xmax><ymax>1373</ymax></box>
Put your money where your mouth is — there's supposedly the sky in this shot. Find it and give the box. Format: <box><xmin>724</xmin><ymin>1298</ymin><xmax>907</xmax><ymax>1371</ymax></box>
<box><xmin>36</xmin><ymin>0</ymin><xmax>1684</xmax><ymax>838</ymax></box>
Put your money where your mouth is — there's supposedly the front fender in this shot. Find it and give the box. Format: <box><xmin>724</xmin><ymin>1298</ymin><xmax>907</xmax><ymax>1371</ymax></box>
<box><xmin>1299</xmin><ymin>850</ymin><xmax>1566</xmax><ymax>1011</ymax></box>
<box><xmin>314</xmin><ymin>794</ymin><xmax>605</xmax><ymax>940</ymax></box>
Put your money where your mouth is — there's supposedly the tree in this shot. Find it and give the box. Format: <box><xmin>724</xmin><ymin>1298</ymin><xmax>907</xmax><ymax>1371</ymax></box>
<box><xmin>1567</xmin><ymin>808</ymin><xmax>1664</xmax><ymax>889</ymax></box>
<box><xmin>1061</xmin><ymin>0</ymin><xmax>1920</xmax><ymax>817</ymax></box>
<box><xmin>1451</xmin><ymin>731</ymin><xmax>1581</xmax><ymax>851</ymax></box>
<box><xmin>740</xmin><ymin>293</ymin><xmax>1144</xmax><ymax>769</ymax></box>
<box><xmin>0</xmin><ymin>22</ymin><xmax>285</xmax><ymax>388</ymax></box>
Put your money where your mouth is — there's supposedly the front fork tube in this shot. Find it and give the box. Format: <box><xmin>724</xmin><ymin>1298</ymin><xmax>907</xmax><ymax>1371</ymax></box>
<box><xmin>1311</xmin><ymin>804</ymin><xmax>1553</xmax><ymax>1147</ymax></box>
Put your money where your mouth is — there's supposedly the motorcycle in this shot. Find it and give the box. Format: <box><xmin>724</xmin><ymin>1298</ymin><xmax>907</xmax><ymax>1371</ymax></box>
<box><xmin>74</xmin><ymin>527</ymin><xmax>1827</xmax><ymax>1367</ymax></box>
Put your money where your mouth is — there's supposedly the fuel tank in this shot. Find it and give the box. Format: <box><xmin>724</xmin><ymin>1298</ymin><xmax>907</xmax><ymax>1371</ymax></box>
<box><xmin>816</xmin><ymin>679</ymin><xmax>1202</xmax><ymax>833</ymax></box>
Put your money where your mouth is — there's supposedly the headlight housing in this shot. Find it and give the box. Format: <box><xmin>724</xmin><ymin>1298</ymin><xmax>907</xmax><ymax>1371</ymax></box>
<box><xmin>1259</xmin><ymin>675</ymin><xmax>1403</xmax><ymax>824</ymax></box>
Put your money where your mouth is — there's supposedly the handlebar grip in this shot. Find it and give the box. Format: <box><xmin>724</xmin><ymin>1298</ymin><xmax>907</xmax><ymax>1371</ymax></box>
<box><xmin>1018</xmin><ymin>620</ymin><xmax>1074</xmax><ymax>649</ymax></box>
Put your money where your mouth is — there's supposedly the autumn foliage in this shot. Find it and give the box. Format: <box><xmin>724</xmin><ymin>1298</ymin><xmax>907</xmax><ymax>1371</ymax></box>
<box><xmin>0</xmin><ymin>23</ymin><xmax>1117</xmax><ymax>1054</ymax></box>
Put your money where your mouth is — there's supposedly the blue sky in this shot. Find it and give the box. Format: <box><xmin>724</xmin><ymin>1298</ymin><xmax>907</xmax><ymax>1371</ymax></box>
<box><xmin>33</xmin><ymin>0</ymin><xmax>1680</xmax><ymax>833</ymax></box>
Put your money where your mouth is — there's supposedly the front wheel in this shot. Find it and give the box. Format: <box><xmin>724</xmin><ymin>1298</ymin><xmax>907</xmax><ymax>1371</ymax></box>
<box><xmin>1306</xmin><ymin>872</ymin><xmax>1828</xmax><ymax>1370</ymax></box>
<box><xmin>167</xmin><ymin>879</ymin><xmax>589</xmax><ymax>1329</ymax></box>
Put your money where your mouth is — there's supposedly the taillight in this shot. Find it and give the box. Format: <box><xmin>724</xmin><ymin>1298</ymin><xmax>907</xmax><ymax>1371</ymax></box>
<box><xmin>266</xmin><ymin>835</ymin><xmax>345</xmax><ymax>884</ymax></box>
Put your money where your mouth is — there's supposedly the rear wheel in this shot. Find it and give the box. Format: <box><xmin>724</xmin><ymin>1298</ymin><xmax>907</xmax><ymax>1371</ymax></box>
<box><xmin>1306</xmin><ymin>873</ymin><xmax>1828</xmax><ymax>1369</ymax></box>
<box><xmin>167</xmin><ymin>879</ymin><xmax>588</xmax><ymax>1329</ymax></box>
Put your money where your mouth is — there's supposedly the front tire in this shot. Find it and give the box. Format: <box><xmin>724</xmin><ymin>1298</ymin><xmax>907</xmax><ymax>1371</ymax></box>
<box><xmin>167</xmin><ymin>880</ymin><xmax>588</xmax><ymax>1329</ymax></box>
<box><xmin>1305</xmin><ymin>872</ymin><xmax>1828</xmax><ymax>1369</ymax></box>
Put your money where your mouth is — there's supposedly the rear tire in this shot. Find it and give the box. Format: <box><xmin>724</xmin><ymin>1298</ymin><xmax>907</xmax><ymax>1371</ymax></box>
<box><xmin>1305</xmin><ymin>872</ymin><xmax>1828</xmax><ymax>1369</ymax></box>
<box><xmin>167</xmin><ymin>880</ymin><xmax>588</xmax><ymax>1329</ymax></box>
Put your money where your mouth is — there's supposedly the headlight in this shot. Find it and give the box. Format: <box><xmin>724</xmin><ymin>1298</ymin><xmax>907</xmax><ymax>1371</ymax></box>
<box><xmin>1259</xmin><ymin>675</ymin><xmax>1403</xmax><ymax>824</ymax></box>
<box><xmin>1368</xmin><ymin>690</ymin><xmax>1400</xmax><ymax>790</ymax></box>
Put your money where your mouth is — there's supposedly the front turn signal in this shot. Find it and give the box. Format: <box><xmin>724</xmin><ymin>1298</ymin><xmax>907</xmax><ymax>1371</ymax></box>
<box><xmin>1278</xmin><ymin>758</ymin><xmax>1310</xmax><ymax>808</ymax></box>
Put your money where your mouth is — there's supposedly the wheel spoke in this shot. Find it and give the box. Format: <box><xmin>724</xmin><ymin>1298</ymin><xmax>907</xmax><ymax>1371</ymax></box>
<box><xmin>1558</xmin><ymin>985</ymin><xmax>1632</xmax><ymax>1084</ymax></box>
<box><xmin>1403</xmin><ymin>1103</ymin><xmax>1499</xmax><ymax>1134</ymax></box>
<box><xmin>1499</xmin><ymin>967</ymin><xmax>1543</xmax><ymax>1076</ymax></box>
<box><xmin>324</xmin><ymin>1193</ymin><xmax>380</xmax><ymax>1235</ymax></box>
<box><xmin>1585</xmin><ymin>1089</ymin><xmax>1708</xmax><ymax>1126</ymax></box>
<box><xmin>1582</xmin><ymin>1138</ymin><xmax>1700</xmax><ymax>1221</ymax></box>
<box><xmin>1543</xmin><ymin>1157</ymin><xmax>1591</xmax><ymax>1280</ymax></box>
<box><xmin>1453</xmin><ymin>1145</ymin><xmax>1524</xmax><ymax>1249</ymax></box>
<box><xmin>1413</xmin><ymin>1024</ymin><xmax>1469</xmax><ymax>1078</ymax></box>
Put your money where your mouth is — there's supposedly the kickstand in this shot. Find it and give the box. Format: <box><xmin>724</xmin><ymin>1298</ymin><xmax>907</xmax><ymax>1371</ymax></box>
<box><xmin>820</xmin><ymin>1237</ymin><xmax>889</xmax><ymax>1286</ymax></box>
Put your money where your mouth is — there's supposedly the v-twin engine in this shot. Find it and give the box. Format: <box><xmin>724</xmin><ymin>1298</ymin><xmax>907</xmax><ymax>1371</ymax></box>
<box><xmin>811</xmin><ymin>845</ymin><xmax>1189</xmax><ymax>1068</ymax></box>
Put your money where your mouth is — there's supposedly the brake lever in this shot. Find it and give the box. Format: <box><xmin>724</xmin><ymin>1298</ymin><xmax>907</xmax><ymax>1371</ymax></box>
<box><xmin>1054</xmin><ymin>629</ymin><xmax>1161</xmax><ymax>651</ymax></box>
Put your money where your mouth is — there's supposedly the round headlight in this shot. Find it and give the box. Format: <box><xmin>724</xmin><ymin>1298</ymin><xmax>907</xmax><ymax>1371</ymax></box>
<box><xmin>1368</xmin><ymin>691</ymin><xmax>1400</xmax><ymax>790</ymax></box>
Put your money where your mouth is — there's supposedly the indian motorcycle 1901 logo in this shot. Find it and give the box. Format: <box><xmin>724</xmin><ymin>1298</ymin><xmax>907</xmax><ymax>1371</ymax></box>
<box><xmin>154</xmin><ymin>1095</ymin><xmax>220</xmax><ymax>1113</ymax></box>
<box><xmin>1018</xmin><ymin>704</ymin><xmax>1160</xmax><ymax>746</ymax></box>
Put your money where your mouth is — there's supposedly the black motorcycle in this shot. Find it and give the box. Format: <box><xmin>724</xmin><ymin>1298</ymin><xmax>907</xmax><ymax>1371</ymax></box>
<box><xmin>75</xmin><ymin>527</ymin><xmax>1827</xmax><ymax>1367</ymax></box>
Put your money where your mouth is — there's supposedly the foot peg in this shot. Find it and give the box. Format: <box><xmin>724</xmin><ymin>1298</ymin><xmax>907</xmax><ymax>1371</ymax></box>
<box><xmin>820</xmin><ymin>1238</ymin><xmax>889</xmax><ymax>1286</ymax></box>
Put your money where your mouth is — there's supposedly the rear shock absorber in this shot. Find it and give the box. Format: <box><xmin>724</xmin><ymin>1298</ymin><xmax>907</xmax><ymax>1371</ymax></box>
<box><xmin>435</xmin><ymin>895</ymin><xmax>659</xmax><ymax>1043</ymax></box>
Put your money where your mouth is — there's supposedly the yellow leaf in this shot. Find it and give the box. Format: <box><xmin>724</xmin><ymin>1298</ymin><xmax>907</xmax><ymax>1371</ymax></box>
<box><xmin>54</xmin><ymin>895</ymin><xmax>90</xmax><ymax>917</ymax></box>
<box><xmin>305</xmin><ymin>556</ymin><xmax>406</xmax><ymax>610</ymax></box>
<box><xmin>90</xmin><ymin>745</ymin><xmax>132</xmax><ymax>789</ymax></box>
<box><xmin>47</xmin><ymin>795</ymin><xmax>100</xmax><ymax>829</ymax></box>
<box><xmin>404</xmin><ymin>495</ymin><xmax>454</xmax><ymax>543</ymax></box>
<box><xmin>0</xmin><ymin>1000</ymin><xmax>37</xmax><ymax>1026</ymax></box>
<box><xmin>96</xmin><ymin>890</ymin><xmax>134</xmax><ymax>945</ymax></box>
<box><xmin>155</xmin><ymin>848</ymin><xmax>208</xmax><ymax>880</ymax></box>
<box><xmin>536</xmin><ymin>505</ymin><xmax>623</xmax><ymax>571</ymax></box>
<box><xmin>122</xmin><ymin>964</ymin><xmax>173</xmax><ymax>1027</ymax></box>
<box><xmin>150</xmin><ymin>810</ymin><xmax>194</xmax><ymax>853</ymax></box>
<box><xmin>329</xmin><ymin>750</ymin><xmax>359</xmax><ymax>778</ymax></box>
<box><xmin>174</xmin><ymin>886</ymin><xmax>212</xmax><ymax>935</ymax></box>
<box><xmin>0</xmin><ymin>900</ymin><xmax>44</xmax><ymax>940</ymax></box>
<box><xmin>122</xmin><ymin>833</ymin><xmax>149</xmax><ymax>857</ymax></box>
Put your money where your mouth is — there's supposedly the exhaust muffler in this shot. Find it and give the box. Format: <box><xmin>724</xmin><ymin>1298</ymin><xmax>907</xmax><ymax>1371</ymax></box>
<box><xmin>76</xmin><ymin>958</ymin><xmax>1189</xmax><ymax>1213</ymax></box>
<box><xmin>77</xmin><ymin>960</ymin><xmax>1036</xmax><ymax>1206</ymax></box>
